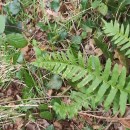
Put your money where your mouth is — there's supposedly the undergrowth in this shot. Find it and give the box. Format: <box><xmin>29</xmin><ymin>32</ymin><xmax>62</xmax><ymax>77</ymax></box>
<box><xmin>0</xmin><ymin>0</ymin><xmax>130</xmax><ymax>129</ymax></box>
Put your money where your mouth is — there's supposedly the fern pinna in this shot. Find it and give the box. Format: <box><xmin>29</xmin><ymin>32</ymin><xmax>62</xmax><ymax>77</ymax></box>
<box><xmin>103</xmin><ymin>20</ymin><xmax>130</xmax><ymax>58</ymax></box>
<box><xmin>33</xmin><ymin>50</ymin><xmax>130</xmax><ymax>118</ymax></box>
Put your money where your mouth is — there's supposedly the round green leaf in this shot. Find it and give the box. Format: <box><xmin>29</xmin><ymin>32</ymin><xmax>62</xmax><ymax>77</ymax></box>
<box><xmin>98</xmin><ymin>3</ymin><xmax>108</xmax><ymax>16</ymax></box>
<box><xmin>47</xmin><ymin>75</ymin><xmax>62</xmax><ymax>90</ymax></box>
<box><xmin>71</xmin><ymin>35</ymin><xmax>82</xmax><ymax>45</ymax></box>
<box><xmin>6</xmin><ymin>33</ymin><xmax>28</xmax><ymax>48</ymax></box>
<box><xmin>8</xmin><ymin>0</ymin><xmax>21</xmax><ymax>15</ymax></box>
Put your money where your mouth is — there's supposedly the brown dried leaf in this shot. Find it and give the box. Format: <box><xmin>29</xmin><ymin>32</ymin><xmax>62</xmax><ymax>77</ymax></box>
<box><xmin>46</xmin><ymin>9</ymin><xmax>59</xmax><ymax>17</ymax></box>
<box><xmin>14</xmin><ymin>118</ymin><xmax>24</xmax><ymax>129</ymax></box>
<box><xmin>53</xmin><ymin>121</ymin><xmax>62</xmax><ymax>130</ymax></box>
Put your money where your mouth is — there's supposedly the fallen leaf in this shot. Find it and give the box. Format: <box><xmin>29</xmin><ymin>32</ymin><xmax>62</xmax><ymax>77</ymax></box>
<box><xmin>53</xmin><ymin>121</ymin><xmax>62</xmax><ymax>129</ymax></box>
<box><xmin>14</xmin><ymin>117</ymin><xmax>24</xmax><ymax>129</ymax></box>
<box><xmin>46</xmin><ymin>9</ymin><xmax>59</xmax><ymax>17</ymax></box>
<box><xmin>94</xmin><ymin>48</ymin><xmax>103</xmax><ymax>57</ymax></box>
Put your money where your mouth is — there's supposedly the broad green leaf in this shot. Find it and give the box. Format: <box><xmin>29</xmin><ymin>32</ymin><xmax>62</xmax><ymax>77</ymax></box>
<box><xmin>47</xmin><ymin>75</ymin><xmax>62</xmax><ymax>90</ymax></box>
<box><xmin>91</xmin><ymin>0</ymin><xmax>101</xmax><ymax>9</ymax></box>
<box><xmin>6</xmin><ymin>33</ymin><xmax>28</xmax><ymax>48</ymax></box>
<box><xmin>0</xmin><ymin>15</ymin><xmax>6</xmax><ymax>34</ymax></box>
<box><xmin>8</xmin><ymin>0</ymin><xmax>21</xmax><ymax>15</ymax></box>
<box><xmin>40</xmin><ymin>111</ymin><xmax>53</xmax><ymax>120</ymax></box>
<box><xmin>51</xmin><ymin>0</ymin><xmax>60</xmax><ymax>12</ymax></box>
<box><xmin>97</xmin><ymin>3</ymin><xmax>108</xmax><ymax>16</ymax></box>
<box><xmin>71</xmin><ymin>35</ymin><xmax>82</xmax><ymax>45</ymax></box>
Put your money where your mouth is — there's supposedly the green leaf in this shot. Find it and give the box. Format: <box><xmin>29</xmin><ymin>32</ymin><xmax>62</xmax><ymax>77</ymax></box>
<box><xmin>51</xmin><ymin>98</ymin><xmax>61</xmax><ymax>105</ymax></box>
<box><xmin>125</xmin><ymin>0</ymin><xmax>130</xmax><ymax>5</ymax></box>
<box><xmin>6</xmin><ymin>33</ymin><xmax>28</xmax><ymax>48</ymax></box>
<box><xmin>5</xmin><ymin>20</ymin><xmax>22</xmax><ymax>34</ymax></box>
<box><xmin>40</xmin><ymin>111</ymin><xmax>53</xmax><ymax>120</ymax></box>
<box><xmin>47</xmin><ymin>75</ymin><xmax>62</xmax><ymax>90</ymax></box>
<box><xmin>0</xmin><ymin>15</ymin><xmax>6</xmax><ymax>34</ymax></box>
<box><xmin>45</xmin><ymin>125</ymin><xmax>55</xmax><ymax>130</ymax></box>
<box><xmin>81</xmin><ymin>0</ymin><xmax>88</xmax><ymax>10</ymax></box>
<box><xmin>51</xmin><ymin>0</ymin><xmax>60</xmax><ymax>12</ymax></box>
<box><xmin>21</xmin><ymin>69</ymin><xmax>34</xmax><ymax>88</ymax></box>
<box><xmin>71</xmin><ymin>35</ymin><xmax>82</xmax><ymax>45</ymax></box>
<box><xmin>59</xmin><ymin>30</ymin><xmax>67</xmax><ymax>40</ymax></box>
<box><xmin>37</xmin><ymin>22</ymin><xmax>49</xmax><ymax>31</ymax></box>
<box><xmin>17</xmin><ymin>52</ymin><xmax>24</xmax><ymax>63</ymax></box>
<box><xmin>97</xmin><ymin>3</ymin><xmax>108</xmax><ymax>16</ymax></box>
<box><xmin>39</xmin><ymin>104</ymin><xmax>48</xmax><ymax>110</ymax></box>
<box><xmin>8</xmin><ymin>0</ymin><xmax>21</xmax><ymax>15</ymax></box>
<box><xmin>12</xmin><ymin>52</ymin><xmax>21</xmax><ymax>64</ymax></box>
<box><xmin>81</xmin><ymin>31</ymin><xmax>87</xmax><ymax>39</ymax></box>
<box><xmin>91</xmin><ymin>0</ymin><xmax>101</xmax><ymax>9</ymax></box>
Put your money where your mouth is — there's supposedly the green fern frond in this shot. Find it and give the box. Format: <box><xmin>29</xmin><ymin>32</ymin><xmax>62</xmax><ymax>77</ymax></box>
<box><xmin>102</xmin><ymin>20</ymin><xmax>130</xmax><ymax>58</ymax></box>
<box><xmin>53</xmin><ymin>91</ymin><xmax>88</xmax><ymax>119</ymax></box>
<box><xmin>33</xmin><ymin>50</ymin><xmax>130</xmax><ymax>118</ymax></box>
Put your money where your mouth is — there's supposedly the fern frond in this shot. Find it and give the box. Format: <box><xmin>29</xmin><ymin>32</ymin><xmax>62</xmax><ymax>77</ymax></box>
<box><xmin>33</xmin><ymin>50</ymin><xmax>130</xmax><ymax>117</ymax></box>
<box><xmin>102</xmin><ymin>20</ymin><xmax>130</xmax><ymax>58</ymax></box>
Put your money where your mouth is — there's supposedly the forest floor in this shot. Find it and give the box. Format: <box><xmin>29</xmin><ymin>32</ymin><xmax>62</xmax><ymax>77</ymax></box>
<box><xmin>0</xmin><ymin>0</ymin><xmax>130</xmax><ymax>130</ymax></box>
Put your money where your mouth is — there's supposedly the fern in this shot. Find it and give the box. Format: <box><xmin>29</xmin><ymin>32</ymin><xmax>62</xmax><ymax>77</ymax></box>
<box><xmin>53</xmin><ymin>91</ymin><xmax>89</xmax><ymax>119</ymax></box>
<box><xmin>33</xmin><ymin>50</ymin><xmax>130</xmax><ymax>118</ymax></box>
<box><xmin>102</xmin><ymin>20</ymin><xmax>130</xmax><ymax>58</ymax></box>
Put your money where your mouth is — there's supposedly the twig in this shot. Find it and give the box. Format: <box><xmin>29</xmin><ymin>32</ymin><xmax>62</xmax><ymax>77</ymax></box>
<box><xmin>105</xmin><ymin>112</ymin><xmax>119</xmax><ymax>130</ymax></box>
<box><xmin>78</xmin><ymin>112</ymin><xmax>130</xmax><ymax>122</ymax></box>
